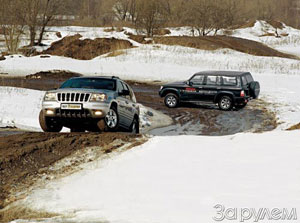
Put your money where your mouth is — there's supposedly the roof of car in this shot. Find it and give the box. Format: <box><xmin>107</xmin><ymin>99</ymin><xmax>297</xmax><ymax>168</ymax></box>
<box><xmin>71</xmin><ymin>76</ymin><xmax>120</xmax><ymax>80</ymax></box>
<box><xmin>194</xmin><ymin>71</ymin><xmax>250</xmax><ymax>77</ymax></box>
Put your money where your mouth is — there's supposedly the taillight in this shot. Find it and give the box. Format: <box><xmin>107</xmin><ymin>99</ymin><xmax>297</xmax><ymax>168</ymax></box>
<box><xmin>240</xmin><ymin>90</ymin><xmax>245</xmax><ymax>97</ymax></box>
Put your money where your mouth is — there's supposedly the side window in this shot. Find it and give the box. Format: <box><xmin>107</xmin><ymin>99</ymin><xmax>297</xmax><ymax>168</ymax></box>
<box><xmin>121</xmin><ymin>82</ymin><xmax>131</xmax><ymax>100</ymax></box>
<box><xmin>191</xmin><ymin>75</ymin><xmax>204</xmax><ymax>85</ymax></box>
<box><xmin>128</xmin><ymin>85</ymin><xmax>137</xmax><ymax>103</ymax></box>
<box><xmin>245</xmin><ymin>74</ymin><xmax>254</xmax><ymax>83</ymax></box>
<box><xmin>222</xmin><ymin>76</ymin><xmax>238</xmax><ymax>86</ymax></box>
<box><xmin>241</xmin><ymin>76</ymin><xmax>247</xmax><ymax>86</ymax></box>
<box><xmin>117</xmin><ymin>81</ymin><xmax>124</xmax><ymax>94</ymax></box>
<box><xmin>206</xmin><ymin>75</ymin><xmax>221</xmax><ymax>85</ymax></box>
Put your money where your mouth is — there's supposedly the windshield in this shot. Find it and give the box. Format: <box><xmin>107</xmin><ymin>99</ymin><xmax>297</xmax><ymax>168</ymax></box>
<box><xmin>60</xmin><ymin>78</ymin><xmax>116</xmax><ymax>91</ymax></box>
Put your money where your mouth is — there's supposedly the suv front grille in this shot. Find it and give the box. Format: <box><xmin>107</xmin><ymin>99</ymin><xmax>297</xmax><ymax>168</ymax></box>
<box><xmin>56</xmin><ymin>109</ymin><xmax>91</xmax><ymax>118</ymax></box>
<box><xmin>57</xmin><ymin>93</ymin><xmax>91</xmax><ymax>102</ymax></box>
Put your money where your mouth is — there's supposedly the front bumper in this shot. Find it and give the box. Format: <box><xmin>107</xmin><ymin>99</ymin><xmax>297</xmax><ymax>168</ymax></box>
<box><xmin>42</xmin><ymin>101</ymin><xmax>110</xmax><ymax>119</ymax></box>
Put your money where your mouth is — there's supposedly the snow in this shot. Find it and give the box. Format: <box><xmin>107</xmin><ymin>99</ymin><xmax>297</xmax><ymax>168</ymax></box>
<box><xmin>0</xmin><ymin>87</ymin><xmax>43</xmax><ymax>131</ymax></box>
<box><xmin>16</xmin><ymin>130</ymin><xmax>300</xmax><ymax>223</ymax></box>
<box><xmin>1</xmin><ymin>22</ymin><xmax>300</xmax><ymax>223</ymax></box>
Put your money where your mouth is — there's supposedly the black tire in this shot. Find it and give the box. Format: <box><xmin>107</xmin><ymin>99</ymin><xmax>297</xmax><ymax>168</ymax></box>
<box><xmin>39</xmin><ymin>110</ymin><xmax>63</xmax><ymax>132</ymax></box>
<box><xmin>130</xmin><ymin>117</ymin><xmax>140</xmax><ymax>134</ymax></box>
<box><xmin>249</xmin><ymin>81</ymin><xmax>260</xmax><ymax>99</ymax></box>
<box><xmin>164</xmin><ymin>93</ymin><xmax>179</xmax><ymax>108</ymax></box>
<box><xmin>105</xmin><ymin>106</ymin><xmax>119</xmax><ymax>131</ymax></box>
<box><xmin>218</xmin><ymin>96</ymin><xmax>233</xmax><ymax>111</ymax></box>
<box><xmin>70</xmin><ymin>128</ymin><xmax>85</xmax><ymax>133</ymax></box>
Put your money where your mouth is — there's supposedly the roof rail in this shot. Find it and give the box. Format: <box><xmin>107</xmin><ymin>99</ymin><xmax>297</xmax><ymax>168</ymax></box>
<box><xmin>112</xmin><ymin>76</ymin><xmax>120</xmax><ymax>79</ymax></box>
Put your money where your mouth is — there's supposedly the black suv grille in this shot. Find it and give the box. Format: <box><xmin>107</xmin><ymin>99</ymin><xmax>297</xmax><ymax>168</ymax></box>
<box><xmin>57</xmin><ymin>93</ymin><xmax>91</xmax><ymax>102</ymax></box>
<box><xmin>56</xmin><ymin>109</ymin><xmax>91</xmax><ymax>118</ymax></box>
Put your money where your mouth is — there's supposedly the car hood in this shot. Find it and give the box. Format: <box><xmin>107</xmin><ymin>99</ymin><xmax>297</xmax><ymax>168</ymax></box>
<box><xmin>163</xmin><ymin>81</ymin><xmax>189</xmax><ymax>88</ymax></box>
<box><xmin>47</xmin><ymin>88</ymin><xmax>114</xmax><ymax>94</ymax></box>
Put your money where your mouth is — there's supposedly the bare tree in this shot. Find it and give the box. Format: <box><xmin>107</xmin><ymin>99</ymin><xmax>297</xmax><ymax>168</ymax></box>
<box><xmin>37</xmin><ymin>0</ymin><xmax>61</xmax><ymax>45</ymax></box>
<box><xmin>135</xmin><ymin>0</ymin><xmax>169</xmax><ymax>37</ymax></box>
<box><xmin>0</xmin><ymin>0</ymin><xmax>26</xmax><ymax>53</ymax></box>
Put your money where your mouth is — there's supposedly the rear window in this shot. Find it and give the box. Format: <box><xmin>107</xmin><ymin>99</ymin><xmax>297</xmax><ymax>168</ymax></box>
<box><xmin>222</xmin><ymin>76</ymin><xmax>238</xmax><ymax>86</ymax></box>
<box><xmin>60</xmin><ymin>78</ymin><xmax>116</xmax><ymax>91</ymax></box>
<box><xmin>245</xmin><ymin>74</ymin><xmax>254</xmax><ymax>83</ymax></box>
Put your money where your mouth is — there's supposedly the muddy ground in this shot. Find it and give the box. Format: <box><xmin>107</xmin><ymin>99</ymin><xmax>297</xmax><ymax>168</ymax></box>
<box><xmin>0</xmin><ymin>73</ymin><xmax>277</xmax><ymax>220</ymax></box>
<box><xmin>0</xmin><ymin>132</ymin><xmax>145</xmax><ymax>219</ymax></box>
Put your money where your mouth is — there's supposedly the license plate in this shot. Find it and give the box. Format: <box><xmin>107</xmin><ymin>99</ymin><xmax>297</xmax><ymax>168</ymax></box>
<box><xmin>61</xmin><ymin>104</ymin><xmax>82</xmax><ymax>110</ymax></box>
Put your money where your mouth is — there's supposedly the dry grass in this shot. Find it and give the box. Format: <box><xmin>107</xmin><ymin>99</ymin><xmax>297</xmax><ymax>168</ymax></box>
<box><xmin>42</xmin><ymin>34</ymin><xmax>133</xmax><ymax>60</ymax></box>
<box><xmin>267</xmin><ymin>20</ymin><xmax>284</xmax><ymax>29</ymax></box>
<box><xmin>287</xmin><ymin>123</ymin><xmax>300</xmax><ymax>131</ymax></box>
<box><xmin>153</xmin><ymin>28</ymin><xmax>171</xmax><ymax>36</ymax></box>
<box><xmin>153</xmin><ymin>36</ymin><xmax>299</xmax><ymax>59</ymax></box>
<box><xmin>106</xmin><ymin>50</ymin><xmax>126</xmax><ymax>57</ymax></box>
<box><xmin>0</xmin><ymin>206</ymin><xmax>57</xmax><ymax>223</ymax></box>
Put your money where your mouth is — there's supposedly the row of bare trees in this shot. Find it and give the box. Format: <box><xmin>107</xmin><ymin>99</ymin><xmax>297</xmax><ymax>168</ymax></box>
<box><xmin>0</xmin><ymin>0</ymin><xmax>299</xmax><ymax>53</ymax></box>
<box><xmin>0</xmin><ymin>0</ymin><xmax>62</xmax><ymax>53</ymax></box>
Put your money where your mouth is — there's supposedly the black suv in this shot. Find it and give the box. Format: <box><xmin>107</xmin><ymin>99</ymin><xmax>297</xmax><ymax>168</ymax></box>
<box><xmin>159</xmin><ymin>71</ymin><xmax>260</xmax><ymax>111</ymax></box>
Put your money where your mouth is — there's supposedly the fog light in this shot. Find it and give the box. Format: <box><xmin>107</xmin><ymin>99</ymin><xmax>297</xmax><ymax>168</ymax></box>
<box><xmin>94</xmin><ymin>110</ymin><xmax>103</xmax><ymax>116</ymax></box>
<box><xmin>46</xmin><ymin>109</ymin><xmax>55</xmax><ymax>115</ymax></box>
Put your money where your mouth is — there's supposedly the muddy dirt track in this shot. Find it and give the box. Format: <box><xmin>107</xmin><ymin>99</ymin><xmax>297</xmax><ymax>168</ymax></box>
<box><xmin>0</xmin><ymin>73</ymin><xmax>277</xmax><ymax>218</ymax></box>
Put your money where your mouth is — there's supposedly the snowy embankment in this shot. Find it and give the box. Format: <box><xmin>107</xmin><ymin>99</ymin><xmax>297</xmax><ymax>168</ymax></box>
<box><xmin>16</xmin><ymin>131</ymin><xmax>300</xmax><ymax>223</ymax></box>
<box><xmin>0</xmin><ymin>87</ymin><xmax>171</xmax><ymax>133</ymax></box>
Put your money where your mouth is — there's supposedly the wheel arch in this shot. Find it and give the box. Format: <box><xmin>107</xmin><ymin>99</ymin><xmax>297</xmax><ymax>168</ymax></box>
<box><xmin>160</xmin><ymin>88</ymin><xmax>180</xmax><ymax>98</ymax></box>
<box><xmin>214</xmin><ymin>92</ymin><xmax>235</xmax><ymax>103</ymax></box>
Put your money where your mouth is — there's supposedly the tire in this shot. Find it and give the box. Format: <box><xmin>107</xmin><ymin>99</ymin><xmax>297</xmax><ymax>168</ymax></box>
<box><xmin>218</xmin><ymin>96</ymin><xmax>233</xmax><ymax>111</ymax></box>
<box><xmin>39</xmin><ymin>110</ymin><xmax>63</xmax><ymax>132</ymax></box>
<box><xmin>164</xmin><ymin>93</ymin><xmax>179</xmax><ymax>108</ymax></box>
<box><xmin>249</xmin><ymin>81</ymin><xmax>260</xmax><ymax>99</ymax></box>
<box><xmin>130</xmin><ymin>117</ymin><xmax>140</xmax><ymax>134</ymax></box>
<box><xmin>105</xmin><ymin>106</ymin><xmax>119</xmax><ymax>131</ymax></box>
<box><xmin>70</xmin><ymin>128</ymin><xmax>85</xmax><ymax>133</ymax></box>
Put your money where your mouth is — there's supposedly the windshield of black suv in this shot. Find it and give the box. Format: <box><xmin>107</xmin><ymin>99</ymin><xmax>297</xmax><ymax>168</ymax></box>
<box><xmin>60</xmin><ymin>78</ymin><xmax>116</xmax><ymax>91</ymax></box>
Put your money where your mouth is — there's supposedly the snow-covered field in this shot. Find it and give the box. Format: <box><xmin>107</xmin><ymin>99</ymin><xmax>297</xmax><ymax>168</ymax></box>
<box><xmin>15</xmin><ymin>131</ymin><xmax>300</xmax><ymax>223</ymax></box>
<box><xmin>1</xmin><ymin>21</ymin><xmax>300</xmax><ymax>223</ymax></box>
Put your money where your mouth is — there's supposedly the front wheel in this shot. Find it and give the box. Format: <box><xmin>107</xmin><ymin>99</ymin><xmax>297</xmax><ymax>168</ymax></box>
<box><xmin>218</xmin><ymin>96</ymin><xmax>233</xmax><ymax>111</ymax></box>
<box><xmin>130</xmin><ymin>118</ymin><xmax>140</xmax><ymax>134</ymax></box>
<box><xmin>39</xmin><ymin>110</ymin><xmax>63</xmax><ymax>132</ymax></box>
<box><xmin>164</xmin><ymin>93</ymin><xmax>179</xmax><ymax>108</ymax></box>
<box><xmin>105</xmin><ymin>107</ymin><xmax>119</xmax><ymax>131</ymax></box>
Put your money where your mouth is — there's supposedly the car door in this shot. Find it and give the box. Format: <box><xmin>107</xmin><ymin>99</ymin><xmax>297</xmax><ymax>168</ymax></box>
<box><xmin>202</xmin><ymin>75</ymin><xmax>221</xmax><ymax>101</ymax></box>
<box><xmin>116</xmin><ymin>80</ymin><xmax>128</xmax><ymax>126</ymax></box>
<box><xmin>121</xmin><ymin>82</ymin><xmax>136</xmax><ymax>127</ymax></box>
<box><xmin>188</xmin><ymin>74</ymin><xmax>206</xmax><ymax>101</ymax></box>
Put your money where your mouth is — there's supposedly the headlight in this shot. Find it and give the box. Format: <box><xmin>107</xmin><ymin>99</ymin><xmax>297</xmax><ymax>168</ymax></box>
<box><xmin>44</xmin><ymin>92</ymin><xmax>56</xmax><ymax>101</ymax></box>
<box><xmin>90</xmin><ymin>93</ymin><xmax>107</xmax><ymax>102</ymax></box>
<box><xmin>160</xmin><ymin>86</ymin><xmax>163</xmax><ymax>91</ymax></box>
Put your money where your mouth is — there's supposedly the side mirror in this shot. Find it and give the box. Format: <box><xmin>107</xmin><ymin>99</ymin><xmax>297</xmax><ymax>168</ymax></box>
<box><xmin>119</xmin><ymin>89</ymin><xmax>130</xmax><ymax>96</ymax></box>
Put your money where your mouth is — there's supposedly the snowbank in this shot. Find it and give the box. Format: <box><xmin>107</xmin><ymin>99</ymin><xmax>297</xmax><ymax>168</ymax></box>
<box><xmin>0</xmin><ymin>87</ymin><xmax>43</xmax><ymax>131</ymax></box>
<box><xmin>18</xmin><ymin>130</ymin><xmax>300</xmax><ymax>223</ymax></box>
<box><xmin>2</xmin><ymin>44</ymin><xmax>300</xmax><ymax>79</ymax></box>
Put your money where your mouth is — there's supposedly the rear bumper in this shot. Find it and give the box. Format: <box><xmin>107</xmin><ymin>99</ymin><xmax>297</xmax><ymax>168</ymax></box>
<box><xmin>235</xmin><ymin>96</ymin><xmax>252</xmax><ymax>104</ymax></box>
